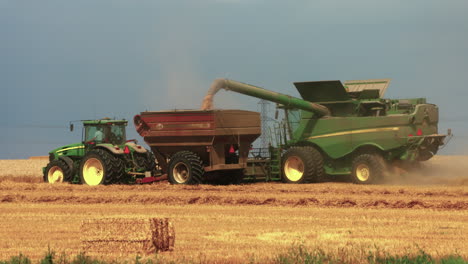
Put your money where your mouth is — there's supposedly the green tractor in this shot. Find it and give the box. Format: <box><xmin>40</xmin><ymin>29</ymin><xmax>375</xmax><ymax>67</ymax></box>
<box><xmin>43</xmin><ymin>119</ymin><xmax>158</xmax><ymax>185</ymax></box>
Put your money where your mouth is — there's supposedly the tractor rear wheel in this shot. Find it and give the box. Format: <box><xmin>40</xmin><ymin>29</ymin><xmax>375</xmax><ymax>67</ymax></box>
<box><xmin>135</xmin><ymin>150</ymin><xmax>158</xmax><ymax>176</ymax></box>
<box><xmin>79</xmin><ymin>149</ymin><xmax>124</xmax><ymax>186</ymax></box>
<box><xmin>351</xmin><ymin>153</ymin><xmax>387</xmax><ymax>184</ymax></box>
<box><xmin>168</xmin><ymin>151</ymin><xmax>203</xmax><ymax>185</ymax></box>
<box><xmin>44</xmin><ymin>159</ymin><xmax>73</xmax><ymax>183</ymax></box>
<box><xmin>281</xmin><ymin>146</ymin><xmax>324</xmax><ymax>183</ymax></box>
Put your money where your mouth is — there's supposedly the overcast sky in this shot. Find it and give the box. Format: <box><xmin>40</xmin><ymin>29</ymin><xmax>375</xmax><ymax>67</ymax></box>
<box><xmin>1</xmin><ymin>0</ymin><xmax>467</xmax><ymax>159</ymax></box>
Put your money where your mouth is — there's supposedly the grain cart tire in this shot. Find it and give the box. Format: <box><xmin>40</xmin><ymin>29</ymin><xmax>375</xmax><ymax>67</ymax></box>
<box><xmin>282</xmin><ymin>146</ymin><xmax>323</xmax><ymax>183</ymax></box>
<box><xmin>229</xmin><ymin>169</ymin><xmax>245</xmax><ymax>185</ymax></box>
<box><xmin>215</xmin><ymin>170</ymin><xmax>244</xmax><ymax>185</ymax></box>
<box><xmin>44</xmin><ymin>159</ymin><xmax>73</xmax><ymax>183</ymax></box>
<box><xmin>168</xmin><ymin>151</ymin><xmax>203</xmax><ymax>185</ymax></box>
<box><xmin>79</xmin><ymin>149</ymin><xmax>124</xmax><ymax>186</ymax></box>
<box><xmin>351</xmin><ymin>153</ymin><xmax>387</xmax><ymax>184</ymax></box>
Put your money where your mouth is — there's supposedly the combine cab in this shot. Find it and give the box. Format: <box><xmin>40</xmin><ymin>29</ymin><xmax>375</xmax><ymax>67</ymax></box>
<box><xmin>43</xmin><ymin>119</ymin><xmax>158</xmax><ymax>185</ymax></box>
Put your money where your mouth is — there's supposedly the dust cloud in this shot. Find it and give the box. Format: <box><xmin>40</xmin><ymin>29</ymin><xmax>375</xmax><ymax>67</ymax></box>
<box><xmin>383</xmin><ymin>155</ymin><xmax>468</xmax><ymax>186</ymax></box>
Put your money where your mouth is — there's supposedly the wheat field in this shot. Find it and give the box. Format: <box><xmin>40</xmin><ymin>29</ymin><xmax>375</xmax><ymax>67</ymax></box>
<box><xmin>0</xmin><ymin>156</ymin><xmax>467</xmax><ymax>263</ymax></box>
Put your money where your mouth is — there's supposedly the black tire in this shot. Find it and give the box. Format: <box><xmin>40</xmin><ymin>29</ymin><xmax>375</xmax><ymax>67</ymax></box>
<box><xmin>228</xmin><ymin>169</ymin><xmax>244</xmax><ymax>185</ymax></box>
<box><xmin>351</xmin><ymin>153</ymin><xmax>387</xmax><ymax>184</ymax></box>
<box><xmin>281</xmin><ymin>146</ymin><xmax>324</xmax><ymax>183</ymax></box>
<box><xmin>43</xmin><ymin>159</ymin><xmax>73</xmax><ymax>183</ymax></box>
<box><xmin>215</xmin><ymin>170</ymin><xmax>244</xmax><ymax>185</ymax></box>
<box><xmin>168</xmin><ymin>151</ymin><xmax>204</xmax><ymax>185</ymax></box>
<box><xmin>135</xmin><ymin>151</ymin><xmax>158</xmax><ymax>176</ymax></box>
<box><xmin>113</xmin><ymin>156</ymin><xmax>127</xmax><ymax>183</ymax></box>
<box><xmin>79</xmin><ymin>149</ymin><xmax>124</xmax><ymax>186</ymax></box>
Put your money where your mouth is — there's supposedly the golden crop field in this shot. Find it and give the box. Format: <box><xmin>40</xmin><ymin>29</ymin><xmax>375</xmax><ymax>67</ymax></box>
<box><xmin>0</xmin><ymin>156</ymin><xmax>467</xmax><ymax>263</ymax></box>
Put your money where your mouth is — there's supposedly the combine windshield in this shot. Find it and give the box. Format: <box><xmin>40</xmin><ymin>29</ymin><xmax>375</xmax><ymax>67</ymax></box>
<box><xmin>287</xmin><ymin>109</ymin><xmax>301</xmax><ymax>133</ymax></box>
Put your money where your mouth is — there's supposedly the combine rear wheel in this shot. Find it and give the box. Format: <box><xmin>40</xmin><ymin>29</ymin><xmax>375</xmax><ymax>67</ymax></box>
<box><xmin>281</xmin><ymin>146</ymin><xmax>324</xmax><ymax>183</ymax></box>
<box><xmin>168</xmin><ymin>151</ymin><xmax>203</xmax><ymax>185</ymax></box>
<box><xmin>79</xmin><ymin>149</ymin><xmax>124</xmax><ymax>186</ymax></box>
<box><xmin>44</xmin><ymin>159</ymin><xmax>73</xmax><ymax>183</ymax></box>
<box><xmin>351</xmin><ymin>153</ymin><xmax>387</xmax><ymax>184</ymax></box>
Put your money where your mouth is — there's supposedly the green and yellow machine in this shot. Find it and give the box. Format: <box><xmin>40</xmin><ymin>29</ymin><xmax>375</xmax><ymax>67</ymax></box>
<box><xmin>206</xmin><ymin>78</ymin><xmax>451</xmax><ymax>184</ymax></box>
<box><xmin>43</xmin><ymin>119</ymin><xmax>158</xmax><ymax>185</ymax></box>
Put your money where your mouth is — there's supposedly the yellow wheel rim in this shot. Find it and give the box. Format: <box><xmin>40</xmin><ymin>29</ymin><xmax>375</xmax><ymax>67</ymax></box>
<box><xmin>82</xmin><ymin>158</ymin><xmax>104</xmax><ymax>186</ymax></box>
<box><xmin>172</xmin><ymin>162</ymin><xmax>189</xmax><ymax>184</ymax></box>
<box><xmin>284</xmin><ymin>156</ymin><xmax>304</xmax><ymax>182</ymax></box>
<box><xmin>47</xmin><ymin>166</ymin><xmax>64</xmax><ymax>184</ymax></box>
<box><xmin>356</xmin><ymin>164</ymin><xmax>370</xmax><ymax>182</ymax></box>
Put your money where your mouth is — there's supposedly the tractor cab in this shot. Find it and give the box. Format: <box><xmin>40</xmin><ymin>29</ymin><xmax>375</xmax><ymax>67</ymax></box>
<box><xmin>82</xmin><ymin>120</ymin><xmax>127</xmax><ymax>146</ymax></box>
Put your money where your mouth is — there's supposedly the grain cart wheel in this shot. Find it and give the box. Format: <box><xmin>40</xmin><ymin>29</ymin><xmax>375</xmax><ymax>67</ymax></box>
<box><xmin>168</xmin><ymin>151</ymin><xmax>203</xmax><ymax>185</ymax></box>
<box><xmin>351</xmin><ymin>153</ymin><xmax>387</xmax><ymax>184</ymax></box>
<box><xmin>228</xmin><ymin>169</ymin><xmax>245</xmax><ymax>185</ymax></box>
<box><xmin>79</xmin><ymin>149</ymin><xmax>124</xmax><ymax>186</ymax></box>
<box><xmin>215</xmin><ymin>170</ymin><xmax>244</xmax><ymax>185</ymax></box>
<box><xmin>44</xmin><ymin>160</ymin><xmax>73</xmax><ymax>183</ymax></box>
<box><xmin>281</xmin><ymin>146</ymin><xmax>324</xmax><ymax>183</ymax></box>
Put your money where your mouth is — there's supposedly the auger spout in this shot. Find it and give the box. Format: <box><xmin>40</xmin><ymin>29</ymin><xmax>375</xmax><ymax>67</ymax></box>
<box><xmin>201</xmin><ymin>78</ymin><xmax>331</xmax><ymax>116</ymax></box>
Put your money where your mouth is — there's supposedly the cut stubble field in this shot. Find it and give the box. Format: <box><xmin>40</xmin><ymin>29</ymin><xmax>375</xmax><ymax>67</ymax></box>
<box><xmin>0</xmin><ymin>156</ymin><xmax>467</xmax><ymax>263</ymax></box>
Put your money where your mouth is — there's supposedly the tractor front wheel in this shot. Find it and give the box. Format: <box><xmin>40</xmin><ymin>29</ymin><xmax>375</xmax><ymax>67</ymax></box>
<box><xmin>168</xmin><ymin>151</ymin><xmax>203</xmax><ymax>185</ymax></box>
<box><xmin>351</xmin><ymin>153</ymin><xmax>387</xmax><ymax>184</ymax></box>
<box><xmin>79</xmin><ymin>149</ymin><xmax>124</xmax><ymax>186</ymax></box>
<box><xmin>44</xmin><ymin>159</ymin><xmax>73</xmax><ymax>183</ymax></box>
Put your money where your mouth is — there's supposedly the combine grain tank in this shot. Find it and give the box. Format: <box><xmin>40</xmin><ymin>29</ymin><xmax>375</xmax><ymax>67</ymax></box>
<box><xmin>134</xmin><ymin>110</ymin><xmax>260</xmax><ymax>184</ymax></box>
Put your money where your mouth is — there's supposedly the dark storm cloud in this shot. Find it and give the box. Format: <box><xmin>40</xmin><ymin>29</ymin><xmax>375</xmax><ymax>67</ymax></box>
<box><xmin>1</xmin><ymin>0</ymin><xmax>467</xmax><ymax>158</ymax></box>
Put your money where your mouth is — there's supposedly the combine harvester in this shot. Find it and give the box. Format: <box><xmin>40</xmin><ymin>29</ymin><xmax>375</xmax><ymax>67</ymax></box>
<box><xmin>134</xmin><ymin>78</ymin><xmax>451</xmax><ymax>185</ymax></box>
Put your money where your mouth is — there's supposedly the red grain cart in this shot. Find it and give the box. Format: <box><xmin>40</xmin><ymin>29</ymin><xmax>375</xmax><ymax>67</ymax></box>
<box><xmin>134</xmin><ymin>110</ymin><xmax>260</xmax><ymax>184</ymax></box>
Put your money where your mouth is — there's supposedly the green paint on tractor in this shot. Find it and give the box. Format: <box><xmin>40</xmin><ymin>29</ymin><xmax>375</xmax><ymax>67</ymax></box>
<box><xmin>43</xmin><ymin>119</ymin><xmax>158</xmax><ymax>185</ymax></box>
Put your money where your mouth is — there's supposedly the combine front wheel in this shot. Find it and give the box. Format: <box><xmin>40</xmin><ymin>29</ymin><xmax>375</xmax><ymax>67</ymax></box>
<box><xmin>44</xmin><ymin>160</ymin><xmax>73</xmax><ymax>183</ymax></box>
<box><xmin>281</xmin><ymin>146</ymin><xmax>324</xmax><ymax>183</ymax></box>
<box><xmin>168</xmin><ymin>151</ymin><xmax>203</xmax><ymax>185</ymax></box>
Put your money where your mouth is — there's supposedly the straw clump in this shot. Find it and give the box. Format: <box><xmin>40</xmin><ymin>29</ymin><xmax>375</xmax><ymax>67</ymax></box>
<box><xmin>81</xmin><ymin>218</ymin><xmax>175</xmax><ymax>255</ymax></box>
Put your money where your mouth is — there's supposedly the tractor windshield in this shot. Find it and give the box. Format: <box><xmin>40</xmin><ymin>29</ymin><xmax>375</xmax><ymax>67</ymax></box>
<box><xmin>84</xmin><ymin>124</ymin><xmax>126</xmax><ymax>145</ymax></box>
<box><xmin>108</xmin><ymin>124</ymin><xmax>126</xmax><ymax>145</ymax></box>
